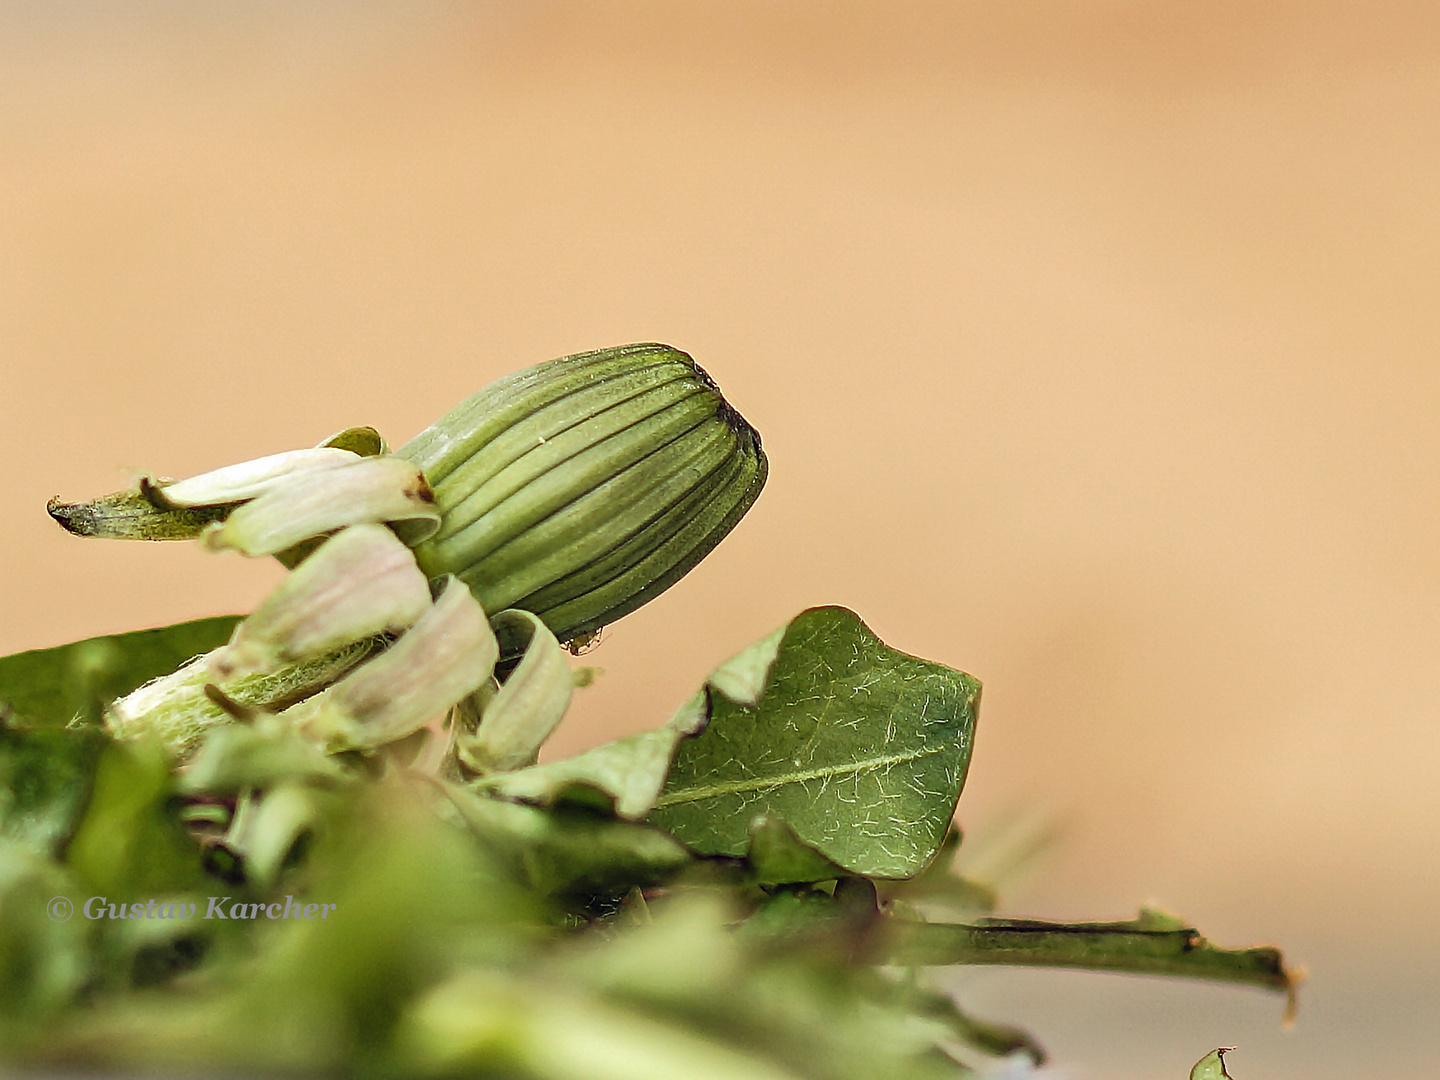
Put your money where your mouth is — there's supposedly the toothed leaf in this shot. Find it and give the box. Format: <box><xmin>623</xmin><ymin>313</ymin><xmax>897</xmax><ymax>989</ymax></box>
<box><xmin>647</xmin><ymin>607</ymin><xmax>980</xmax><ymax>879</ymax></box>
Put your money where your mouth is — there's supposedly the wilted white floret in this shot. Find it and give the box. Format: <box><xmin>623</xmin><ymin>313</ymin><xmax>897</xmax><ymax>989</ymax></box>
<box><xmin>209</xmin><ymin>524</ymin><xmax>433</xmax><ymax>680</ymax></box>
<box><xmin>288</xmin><ymin>576</ymin><xmax>498</xmax><ymax>750</ymax></box>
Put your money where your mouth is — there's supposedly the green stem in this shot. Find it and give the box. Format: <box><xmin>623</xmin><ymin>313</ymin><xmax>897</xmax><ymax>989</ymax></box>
<box><xmin>880</xmin><ymin>916</ymin><xmax>1296</xmax><ymax>1007</ymax></box>
<box><xmin>106</xmin><ymin>639</ymin><xmax>376</xmax><ymax>757</ymax></box>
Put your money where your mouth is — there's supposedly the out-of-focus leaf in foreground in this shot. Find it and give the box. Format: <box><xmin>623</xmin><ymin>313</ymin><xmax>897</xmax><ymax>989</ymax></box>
<box><xmin>34</xmin><ymin>777</ymin><xmax>544</xmax><ymax>1075</ymax></box>
<box><xmin>0</xmin><ymin>616</ymin><xmax>241</xmax><ymax>729</ymax></box>
<box><xmin>648</xmin><ymin>607</ymin><xmax>981</xmax><ymax>879</ymax></box>
<box><xmin>0</xmin><ymin>721</ymin><xmax>106</xmax><ymax>856</ymax></box>
<box><xmin>400</xmin><ymin>891</ymin><xmax>968</xmax><ymax>1080</ymax></box>
<box><xmin>0</xmin><ymin>841</ymin><xmax>90</xmax><ymax>1025</ymax></box>
<box><xmin>30</xmin><ymin>776</ymin><xmax>973</xmax><ymax>1080</ymax></box>
<box><xmin>65</xmin><ymin>738</ymin><xmax>208</xmax><ymax>899</ymax></box>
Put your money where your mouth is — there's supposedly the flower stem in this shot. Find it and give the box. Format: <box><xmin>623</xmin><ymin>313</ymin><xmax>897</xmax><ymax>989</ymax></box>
<box><xmin>880</xmin><ymin>916</ymin><xmax>1296</xmax><ymax>1008</ymax></box>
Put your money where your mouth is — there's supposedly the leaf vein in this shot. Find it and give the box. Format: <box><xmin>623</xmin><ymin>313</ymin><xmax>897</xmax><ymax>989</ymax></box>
<box><xmin>654</xmin><ymin>745</ymin><xmax>944</xmax><ymax>809</ymax></box>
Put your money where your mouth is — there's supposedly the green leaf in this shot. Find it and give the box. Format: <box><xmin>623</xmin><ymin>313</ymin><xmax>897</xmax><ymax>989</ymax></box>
<box><xmin>1191</xmin><ymin>1048</ymin><xmax>1237</xmax><ymax>1079</ymax></box>
<box><xmin>444</xmin><ymin>782</ymin><xmax>692</xmax><ymax>904</ymax></box>
<box><xmin>64</xmin><ymin>739</ymin><xmax>208</xmax><ymax>898</ymax></box>
<box><xmin>0</xmin><ymin>616</ymin><xmax>243</xmax><ymax>729</ymax></box>
<box><xmin>471</xmin><ymin>691</ymin><xmax>709</xmax><ymax>818</ymax></box>
<box><xmin>744</xmin><ymin>813</ymin><xmax>848</xmax><ymax>886</ymax></box>
<box><xmin>647</xmin><ymin>607</ymin><xmax>981</xmax><ymax>879</ymax></box>
<box><xmin>0</xmin><ymin>721</ymin><xmax>108</xmax><ymax>856</ymax></box>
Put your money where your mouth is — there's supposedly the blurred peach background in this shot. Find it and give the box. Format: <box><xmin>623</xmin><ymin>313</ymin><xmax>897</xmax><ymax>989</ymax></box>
<box><xmin>3</xmin><ymin>2</ymin><xmax>1438</xmax><ymax>1076</ymax></box>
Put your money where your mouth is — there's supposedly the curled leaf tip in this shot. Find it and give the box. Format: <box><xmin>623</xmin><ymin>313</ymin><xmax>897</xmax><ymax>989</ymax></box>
<box><xmin>46</xmin><ymin>495</ymin><xmax>91</xmax><ymax>536</ymax></box>
<box><xmin>47</xmin><ymin>489</ymin><xmax>228</xmax><ymax>540</ymax></box>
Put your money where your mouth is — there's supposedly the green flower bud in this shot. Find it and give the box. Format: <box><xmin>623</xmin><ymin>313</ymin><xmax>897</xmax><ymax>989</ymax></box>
<box><xmin>54</xmin><ymin>343</ymin><xmax>766</xmax><ymax>758</ymax></box>
<box><xmin>400</xmin><ymin>343</ymin><xmax>768</xmax><ymax>646</ymax></box>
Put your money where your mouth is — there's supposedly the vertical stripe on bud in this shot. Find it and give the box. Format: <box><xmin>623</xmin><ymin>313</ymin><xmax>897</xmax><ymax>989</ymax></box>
<box><xmin>401</xmin><ymin>344</ymin><xmax>767</xmax><ymax>645</ymax></box>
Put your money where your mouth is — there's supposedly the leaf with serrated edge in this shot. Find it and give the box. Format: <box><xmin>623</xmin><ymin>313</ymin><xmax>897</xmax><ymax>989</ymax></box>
<box><xmin>647</xmin><ymin>606</ymin><xmax>980</xmax><ymax>879</ymax></box>
<box><xmin>707</xmin><ymin>625</ymin><xmax>784</xmax><ymax>705</ymax></box>
<box><xmin>472</xmin><ymin>690</ymin><xmax>707</xmax><ymax>818</ymax></box>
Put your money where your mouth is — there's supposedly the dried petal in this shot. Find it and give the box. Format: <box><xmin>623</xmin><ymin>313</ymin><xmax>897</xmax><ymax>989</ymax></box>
<box><xmin>202</xmin><ymin>456</ymin><xmax>441</xmax><ymax>557</ymax></box>
<box><xmin>456</xmin><ymin>609</ymin><xmax>573</xmax><ymax>774</ymax></box>
<box><xmin>292</xmin><ymin>576</ymin><xmax>498</xmax><ymax>750</ymax></box>
<box><xmin>151</xmin><ymin>447</ymin><xmax>361</xmax><ymax>507</ymax></box>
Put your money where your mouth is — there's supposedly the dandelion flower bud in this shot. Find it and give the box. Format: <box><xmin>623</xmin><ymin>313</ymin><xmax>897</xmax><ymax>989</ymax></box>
<box><xmin>400</xmin><ymin>343</ymin><xmax>768</xmax><ymax>646</ymax></box>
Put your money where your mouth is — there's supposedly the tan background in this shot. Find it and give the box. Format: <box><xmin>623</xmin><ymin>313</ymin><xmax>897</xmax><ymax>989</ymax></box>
<box><xmin>3</xmin><ymin>2</ymin><xmax>1438</xmax><ymax>1076</ymax></box>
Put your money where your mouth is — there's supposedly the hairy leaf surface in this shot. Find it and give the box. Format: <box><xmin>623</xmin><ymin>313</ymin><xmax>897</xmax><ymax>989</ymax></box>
<box><xmin>647</xmin><ymin>606</ymin><xmax>980</xmax><ymax>879</ymax></box>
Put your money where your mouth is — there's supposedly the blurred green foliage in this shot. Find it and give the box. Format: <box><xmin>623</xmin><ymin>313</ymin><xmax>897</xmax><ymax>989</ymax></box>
<box><xmin>0</xmin><ymin>608</ymin><xmax>1288</xmax><ymax>1078</ymax></box>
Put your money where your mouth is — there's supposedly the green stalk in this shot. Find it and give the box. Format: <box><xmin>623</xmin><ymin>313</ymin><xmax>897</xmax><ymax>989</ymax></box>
<box><xmin>879</xmin><ymin>916</ymin><xmax>1296</xmax><ymax>1003</ymax></box>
